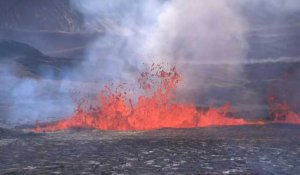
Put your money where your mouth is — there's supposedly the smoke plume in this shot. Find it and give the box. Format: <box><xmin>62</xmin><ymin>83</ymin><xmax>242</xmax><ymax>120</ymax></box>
<box><xmin>70</xmin><ymin>0</ymin><xmax>247</xmax><ymax>105</ymax></box>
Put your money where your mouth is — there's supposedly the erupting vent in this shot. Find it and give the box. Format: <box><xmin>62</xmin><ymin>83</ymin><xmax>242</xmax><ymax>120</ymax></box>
<box><xmin>35</xmin><ymin>64</ymin><xmax>300</xmax><ymax>132</ymax></box>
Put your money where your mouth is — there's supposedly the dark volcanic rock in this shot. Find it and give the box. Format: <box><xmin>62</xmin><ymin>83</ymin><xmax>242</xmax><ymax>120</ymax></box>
<box><xmin>0</xmin><ymin>127</ymin><xmax>34</xmax><ymax>139</ymax></box>
<box><xmin>0</xmin><ymin>125</ymin><xmax>300</xmax><ymax>174</ymax></box>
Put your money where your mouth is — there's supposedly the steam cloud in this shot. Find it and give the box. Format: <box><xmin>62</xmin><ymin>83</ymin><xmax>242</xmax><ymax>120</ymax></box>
<box><xmin>0</xmin><ymin>64</ymin><xmax>75</xmax><ymax>125</ymax></box>
<box><xmin>71</xmin><ymin>0</ymin><xmax>247</xmax><ymax>104</ymax></box>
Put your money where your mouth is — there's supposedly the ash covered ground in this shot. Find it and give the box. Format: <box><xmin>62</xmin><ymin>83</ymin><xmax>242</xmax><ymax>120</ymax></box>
<box><xmin>1</xmin><ymin>125</ymin><xmax>300</xmax><ymax>174</ymax></box>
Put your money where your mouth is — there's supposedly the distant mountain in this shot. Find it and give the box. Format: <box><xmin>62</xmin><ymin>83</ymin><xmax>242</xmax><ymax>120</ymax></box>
<box><xmin>0</xmin><ymin>0</ymin><xmax>84</xmax><ymax>32</ymax></box>
<box><xmin>0</xmin><ymin>0</ymin><xmax>108</xmax><ymax>58</ymax></box>
<box><xmin>0</xmin><ymin>40</ymin><xmax>81</xmax><ymax>78</ymax></box>
<box><xmin>0</xmin><ymin>40</ymin><xmax>44</xmax><ymax>58</ymax></box>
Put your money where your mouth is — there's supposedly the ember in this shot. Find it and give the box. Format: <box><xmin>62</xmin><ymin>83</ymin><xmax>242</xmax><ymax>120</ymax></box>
<box><xmin>35</xmin><ymin>64</ymin><xmax>263</xmax><ymax>132</ymax></box>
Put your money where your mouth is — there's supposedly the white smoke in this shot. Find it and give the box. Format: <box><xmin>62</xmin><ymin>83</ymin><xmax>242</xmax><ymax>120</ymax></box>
<box><xmin>0</xmin><ymin>69</ymin><xmax>75</xmax><ymax>125</ymax></box>
<box><xmin>181</xmin><ymin>57</ymin><xmax>300</xmax><ymax>65</ymax></box>
<box><xmin>70</xmin><ymin>0</ymin><xmax>248</xmax><ymax>104</ymax></box>
<box><xmin>140</xmin><ymin>0</ymin><xmax>247</xmax><ymax>101</ymax></box>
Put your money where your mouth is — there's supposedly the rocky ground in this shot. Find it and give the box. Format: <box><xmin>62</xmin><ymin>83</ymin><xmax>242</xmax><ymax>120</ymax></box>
<box><xmin>0</xmin><ymin>124</ymin><xmax>300</xmax><ymax>174</ymax></box>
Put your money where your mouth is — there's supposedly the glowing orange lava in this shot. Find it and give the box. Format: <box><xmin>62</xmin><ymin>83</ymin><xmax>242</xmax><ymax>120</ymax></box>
<box><xmin>35</xmin><ymin>64</ymin><xmax>264</xmax><ymax>132</ymax></box>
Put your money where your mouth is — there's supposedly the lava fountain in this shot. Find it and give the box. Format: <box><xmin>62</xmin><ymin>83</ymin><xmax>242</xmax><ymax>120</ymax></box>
<box><xmin>35</xmin><ymin>64</ymin><xmax>263</xmax><ymax>132</ymax></box>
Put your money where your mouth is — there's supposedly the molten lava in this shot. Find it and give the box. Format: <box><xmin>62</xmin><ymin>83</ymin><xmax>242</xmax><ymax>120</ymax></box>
<box><xmin>268</xmin><ymin>95</ymin><xmax>300</xmax><ymax>124</ymax></box>
<box><xmin>35</xmin><ymin>64</ymin><xmax>263</xmax><ymax>132</ymax></box>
